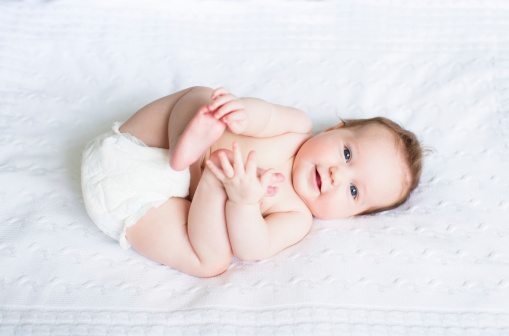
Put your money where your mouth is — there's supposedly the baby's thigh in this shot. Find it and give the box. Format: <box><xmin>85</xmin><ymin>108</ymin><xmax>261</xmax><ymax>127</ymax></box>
<box><xmin>167</xmin><ymin>86</ymin><xmax>216</xmax><ymax>147</ymax></box>
<box><xmin>119</xmin><ymin>87</ymin><xmax>195</xmax><ymax>148</ymax></box>
<box><xmin>126</xmin><ymin>197</ymin><xmax>194</xmax><ymax>268</ymax></box>
<box><xmin>119</xmin><ymin>86</ymin><xmax>215</xmax><ymax>149</ymax></box>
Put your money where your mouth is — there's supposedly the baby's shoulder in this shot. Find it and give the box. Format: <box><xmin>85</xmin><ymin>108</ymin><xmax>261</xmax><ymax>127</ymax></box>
<box><xmin>250</xmin><ymin>131</ymin><xmax>310</xmax><ymax>159</ymax></box>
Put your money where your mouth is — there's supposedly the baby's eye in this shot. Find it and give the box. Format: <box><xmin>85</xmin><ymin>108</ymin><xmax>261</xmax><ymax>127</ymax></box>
<box><xmin>350</xmin><ymin>184</ymin><xmax>358</xmax><ymax>199</ymax></box>
<box><xmin>344</xmin><ymin>147</ymin><xmax>351</xmax><ymax>162</ymax></box>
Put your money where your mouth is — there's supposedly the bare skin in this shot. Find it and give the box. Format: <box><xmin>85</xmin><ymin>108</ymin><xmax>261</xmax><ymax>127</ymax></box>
<box><xmin>121</xmin><ymin>87</ymin><xmax>235</xmax><ymax>277</ymax></box>
<box><xmin>120</xmin><ymin>87</ymin><xmax>312</xmax><ymax>277</ymax></box>
<box><xmin>119</xmin><ymin>86</ymin><xmax>408</xmax><ymax>277</ymax></box>
<box><xmin>169</xmin><ymin>103</ymin><xmax>226</xmax><ymax>171</ymax></box>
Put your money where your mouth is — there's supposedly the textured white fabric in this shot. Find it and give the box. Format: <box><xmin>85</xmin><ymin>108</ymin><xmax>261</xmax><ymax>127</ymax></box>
<box><xmin>0</xmin><ymin>1</ymin><xmax>508</xmax><ymax>335</ymax></box>
<box><xmin>81</xmin><ymin>122</ymin><xmax>190</xmax><ymax>249</ymax></box>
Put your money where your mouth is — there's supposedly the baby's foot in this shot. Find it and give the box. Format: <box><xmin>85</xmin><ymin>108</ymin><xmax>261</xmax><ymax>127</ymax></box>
<box><xmin>170</xmin><ymin>106</ymin><xmax>226</xmax><ymax>171</ymax></box>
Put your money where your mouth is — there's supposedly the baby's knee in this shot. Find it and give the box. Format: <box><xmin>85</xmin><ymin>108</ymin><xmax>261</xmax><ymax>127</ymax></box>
<box><xmin>187</xmin><ymin>86</ymin><xmax>214</xmax><ymax>98</ymax></box>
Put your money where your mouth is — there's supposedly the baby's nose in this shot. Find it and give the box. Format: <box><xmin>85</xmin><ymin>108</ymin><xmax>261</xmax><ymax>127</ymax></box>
<box><xmin>329</xmin><ymin>166</ymin><xmax>342</xmax><ymax>186</ymax></box>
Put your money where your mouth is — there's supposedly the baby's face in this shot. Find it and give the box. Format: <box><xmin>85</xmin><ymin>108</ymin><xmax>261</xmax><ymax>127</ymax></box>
<box><xmin>292</xmin><ymin>123</ymin><xmax>408</xmax><ymax>219</ymax></box>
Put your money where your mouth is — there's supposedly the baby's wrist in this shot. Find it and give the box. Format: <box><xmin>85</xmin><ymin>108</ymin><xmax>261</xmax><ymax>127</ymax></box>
<box><xmin>201</xmin><ymin>166</ymin><xmax>225</xmax><ymax>189</ymax></box>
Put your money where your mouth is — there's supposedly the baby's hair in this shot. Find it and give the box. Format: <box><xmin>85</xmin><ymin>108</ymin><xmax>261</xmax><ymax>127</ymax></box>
<box><xmin>341</xmin><ymin>117</ymin><xmax>423</xmax><ymax>214</ymax></box>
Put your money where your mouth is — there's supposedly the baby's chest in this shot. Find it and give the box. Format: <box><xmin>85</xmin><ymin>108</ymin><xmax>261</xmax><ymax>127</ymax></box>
<box><xmin>259</xmin><ymin>181</ymin><xmax>307</xmax><ymax>217</ymax></box>
<box><xmin>215</xmin><ymin>132</ymin><xmax>303</xmax><ymax>169</ymax></box>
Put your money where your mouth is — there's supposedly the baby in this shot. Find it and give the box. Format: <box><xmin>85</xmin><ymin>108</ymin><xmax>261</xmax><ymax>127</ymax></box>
<box><xmin>81</xmin><ymin>86</ymin><xmax>422</xmax><ymax>277</ymax></box>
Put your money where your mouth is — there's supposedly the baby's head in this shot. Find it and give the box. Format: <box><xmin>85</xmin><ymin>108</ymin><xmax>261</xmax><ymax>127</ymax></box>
<box><xmin>292</xmin><ymin>117</ymin><xmax>422</xmax><ymax>219</ymax></box>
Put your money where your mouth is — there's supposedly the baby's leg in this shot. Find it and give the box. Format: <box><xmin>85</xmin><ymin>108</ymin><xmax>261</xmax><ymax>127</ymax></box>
<box><xmin>120</xmin><ymin>86</ymin><xmax>226</xmax><ymax>171</ymax></box>
<box><xmin>120</xmin><ymin>87</ymin><xmax>194</xmax><ymax>149</ymax></box>
<box><xmin>126</xmin><ymin>165</ymin><xmax>232</xmax><ymax>277</ymax></box>
<box><xmin>168</xmin><ymin>88</ymin><xmax>227</xmax><ymax>171</ymax></box>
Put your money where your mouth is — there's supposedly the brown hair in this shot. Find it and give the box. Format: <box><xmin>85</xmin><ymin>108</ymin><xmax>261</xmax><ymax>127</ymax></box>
<box><xmin>341</xmin><ymin>117</ymin><xmax>423</xmax><ymax>214</ymax></box>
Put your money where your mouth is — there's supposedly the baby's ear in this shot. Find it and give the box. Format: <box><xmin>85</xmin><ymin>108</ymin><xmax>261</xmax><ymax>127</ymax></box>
<box><xmin>323</xmin><ymin>121</ymin><xmax>345</xmax><ymax>132</ymax></box>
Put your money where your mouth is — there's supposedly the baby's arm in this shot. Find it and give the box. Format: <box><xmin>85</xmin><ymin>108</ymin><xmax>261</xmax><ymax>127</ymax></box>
<box><xmin>225</xmin><ymin>202</ymin><xmax>312</xmax><ymax>261</ymax></box>
<box><xmin>206</xmin><ymin>143</ymin><xmax>312</xmax><ymax>261</ymax></box>
<box><xmin>205</xmin><ymin>88</ymin><xmax>313</xmax><ymax>138</ymax></box>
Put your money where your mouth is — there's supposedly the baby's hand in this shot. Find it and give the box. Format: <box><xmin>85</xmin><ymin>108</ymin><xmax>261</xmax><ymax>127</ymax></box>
<box><xmin>206</xmin><ymin>143</ymin><xmax>284</xmax><ymax>204</ymax></box>
<box><xmin>198</xmin><ymin>87</ymin><xmax>248</xmax><ymax>135</ymax></box>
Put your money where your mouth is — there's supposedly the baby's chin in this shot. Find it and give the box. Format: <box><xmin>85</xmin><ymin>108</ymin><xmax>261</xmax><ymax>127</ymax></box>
<box><xmin>309</xmin><ymin>206</ymin><xmax>348</xmax><ymax>220</ymax></box>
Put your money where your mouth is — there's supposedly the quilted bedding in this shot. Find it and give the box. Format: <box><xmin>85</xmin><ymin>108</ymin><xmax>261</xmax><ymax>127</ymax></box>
<box><xmin>1</xmin><ymin>0</ymin><xmax>508</xmax><ymax>335</ymax></box>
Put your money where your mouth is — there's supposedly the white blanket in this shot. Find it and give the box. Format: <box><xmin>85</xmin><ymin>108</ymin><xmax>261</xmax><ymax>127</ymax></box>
<box><xmin>1</xmin><ymin>1</ymin><xmax>508</xmax><ymax>335</ymax></box>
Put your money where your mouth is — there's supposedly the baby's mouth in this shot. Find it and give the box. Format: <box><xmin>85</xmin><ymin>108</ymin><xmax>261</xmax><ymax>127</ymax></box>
<box><xmin>315</xmin><ymin>168</ymin><xmax>322</xmax><ymax>191</ymax></box>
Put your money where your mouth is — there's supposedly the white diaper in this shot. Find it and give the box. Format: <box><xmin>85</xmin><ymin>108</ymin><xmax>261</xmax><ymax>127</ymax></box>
<box><xmin>81</xmin><ymin>122</ymin><xmax>190</xmax><ymax>249</ymax></box>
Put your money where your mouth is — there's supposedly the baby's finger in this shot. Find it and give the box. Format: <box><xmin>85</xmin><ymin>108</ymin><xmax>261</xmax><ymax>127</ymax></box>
<box><xmin>232</xmin><ymin>142</ymin><xmax>245</xmax><ymax>177</ymax></box>
<box><xmin>209</xmin><ymin>94</ymin><xmax>235</xmax><ymax>112</ymax></box>
<box><xmin>223</xmin><ymin>117</ymin><xmax>247</xmax><ymax>135</ymax></box>
<box><xmin>221</xmin><ymin>108</ymin><xmax>245</xmax><ymax>124</ymax></box>
<box><xmin>259</xmin><ymin>168</ymin><xmax>277</xmax><ymax>189</ymax></box>
<box><xmin>258</xmin><ymin>168</ymin><xmax>284</xmax><ymax>184</ymax></box>
<box><xmin>273</xmin><ymin>172</ymin><xmax>285</xmax><ymax>183</ymax></box>
<box><xmin>198</xmin><ymin>104</ymin><xmax>213</xmax><ymax>115</ymax></box>
<box><xmin>245</xmin><ymin>150</ymin><xmax>258</xmax><ymax>177</ymax></box>
<box><xmin>211</xmin><ymin>87</ymin><xmax>229</xmax><ymax>100</ymax></box>
<box><xmin>265</xmin><ymin>185</ymin><xmax>279</xmax><ymax>197</ymax></box>
<box><xmin>219</xmin><ymin>151</ymin><xmax>235</xmax><ymax>179</ymax></box>
<box><xmin>205</xmin><ymin>160</ymin><xmax>226</xmax><ymax>181</ymax></box>
<box><xmin>213</xmin><ymin>100</ymin><xmax>243</xmax><ymax>120</ymax></box>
